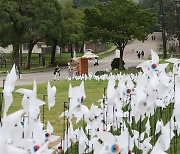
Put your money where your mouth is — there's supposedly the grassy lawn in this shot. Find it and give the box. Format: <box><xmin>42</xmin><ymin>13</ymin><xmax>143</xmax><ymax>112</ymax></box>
<box><xmin>2</xmin><ymin>79</ymin><xmax>108</xmax><ymax>137</ymax></box>
<box><xmin>98</xmin><ymin>48</ymin><xmax>116</xmax><ymax>59</ymax></box>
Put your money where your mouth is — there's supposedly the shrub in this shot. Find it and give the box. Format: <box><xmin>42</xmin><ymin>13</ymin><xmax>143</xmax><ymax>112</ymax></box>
<box><xmin>55</xmin><ymin>59</ymin><xmax>69</xmax><ymax>66</ymax></box>
<box><xmin>168</xmin><ymin>46</ymin><xmax>176</xmax><ymax>54</ymax></box>
<box><xmin>111</xmin><ymin>58</ymin><xmax>120</xmax><ymax>70</ymax></box>
<box><xmin>95</xmin><ymin>71</ymin><xmax>107</xmax><ymax>76</ymax></box>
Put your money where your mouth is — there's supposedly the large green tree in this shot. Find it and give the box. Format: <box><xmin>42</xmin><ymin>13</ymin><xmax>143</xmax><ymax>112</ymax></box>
<box><xmin>0</xmin><ymin>0</ymin><xmax>64</xmax><ymax>68</ymax></box>
<box><xmin>24</xmin><ymin>0</ymin><xmax>64</xmax><ymax>69</ymax></box>
<box><xmin>84</xmin><ymin>0</ymin><xmax>155</xmax><ymax>70</ymax></box>
<box><xmin>43</xmin><ymin>1</ymin><xmax>63</xmax><ymax>65</ymax></box>
<box><xmin>0</xmin><ymin>0</ymin><xmax>30</xmax><ymax>67</ymax></box>
<box><xmin>139</xmin><ymin>0</ymin><xmax>177</xmax><ymax>35</ymax></box>
<box><xmin>61</xmin><ymin>0</ymin><xmax>84</xmax><ymax>58</ymax></box>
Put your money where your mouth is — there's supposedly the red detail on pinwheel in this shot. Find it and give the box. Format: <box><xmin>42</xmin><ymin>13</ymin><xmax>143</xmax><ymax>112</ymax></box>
<box><xmin>111</xmin><ymin>144</ymin><xmax>120</xmax><ymax>153</ymax></box>
<box><xmin>58</xmin><ymin>146</ymin><xmax>62</xmax><ymax>151</ymax></box>
<box><xmin>151</xmin><ymin>63</ymin><xmax>157</xmax><ymax>69</ymax></box>
<box><xmin>126</xmin><ymin>89</ymin><xmax>131</xmax><ymax>94</ymax></box>
<box><xmin>34</xmin><ymin>145</ymin><xmax>40</xmax><ymax>152</ymax></box>
<box><xmin>45</xmin><ymin>132</ymin><xmax>51</xmax><ymax>138</ymax></box>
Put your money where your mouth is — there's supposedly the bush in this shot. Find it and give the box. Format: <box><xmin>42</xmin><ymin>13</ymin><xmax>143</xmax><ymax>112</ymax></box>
<box><xmin>95</xmin><ymin>71</ymin><xmax>107</xmax><ymax>76</ymax></box>
<box><xmin>111</xmin><ymin>58</ymin><xmax>120</xmax><ymax>70</ymax></box>
<box><xmin>168</xmin><ymin>46</ymin><xmax>176</xmax><ymax>54</ymax></box>
<box><xmin>55</xmin><ymin>59</ymin><xmax>69</xmax><ymax>66</ymax></box>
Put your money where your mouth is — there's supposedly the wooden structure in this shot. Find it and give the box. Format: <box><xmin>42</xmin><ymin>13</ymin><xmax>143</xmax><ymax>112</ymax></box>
<box><xmin>78</xmin><ymin>58</ymin><xmax>88</xmax><ymax>76</ymax></box>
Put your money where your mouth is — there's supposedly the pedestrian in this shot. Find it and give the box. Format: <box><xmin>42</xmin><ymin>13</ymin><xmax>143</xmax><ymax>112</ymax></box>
<box><xmin>141</xmin><ymin>50</ymin><xmax>144</xmax><ymax>59</ymax></box>
<box><xmin>15</xmin><ymin>66</ymin><xmax>22</xmax><ymax>79</ymax></box>
<box><xmin>18</xmin><ymin>68</ymin><xmax>22</xmax><ymax>79</ymax></box>
<box><xmin>136</xmin><ymin>51</ymin><xmax>139</xmax><ymax>58</ymax></box>
<box><xmin>53</xmin><ymin>65</ymin><xmax>61</xmax><ymax>81</ymax></box>
<box><xmin>151</xmin><ymin>35</ymin><xmax>154</xmax><ymax>40</ymax></box>
<box><xmin>68</xmin><ymin>60</ymin><xmax>73</xmax><ymax>77</ymax></box>
<box><xmin>41</xmin><ymin>57</ymin><xmax>45</xmax><ymax>67</ymax></box>
<box><xmin>137</xmin><ymin>52</ymin><xmax>141</xmax><ymax>59</ymax></box>
<box><xmin>94</xmin><ymin>58</ymin><xmax>99</xmax><ymax>66</ymax></box>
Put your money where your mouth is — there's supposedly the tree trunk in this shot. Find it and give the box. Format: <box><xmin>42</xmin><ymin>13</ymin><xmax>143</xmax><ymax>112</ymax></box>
<box><xmin>70</xmin><ymin>44</ymin><xmax>73</xmax><ymax>58</ymax></box>
<box><xmin>75</xmin><ymin>43</ymin><xmax>79</xmax><ymax>52</ymax></box>
<box><xmin>12</xmin><ymin>44</ymin><xmax>19</xmax><ymax>68</ymax></box>
<box><xmin>119</xmin><ymin>49</ymin><xmax>125</xmax><ymax>70</ymax></box>
<box><xmin>27</xmin><ymin>42</ymin><xmax>34</xmax><ymax>69</ymax></box>
<box><xmin>80</xmin><ymin>46</ymin><xmax>83</xmax><ymax>53</ymax></box>
<box><xmin>115</xmin><ymin>41</ymin><xmax>126</xmax><ymax>71</ymax></box>
<box><xmin>60</xmin><ymin>46</ymin><xmax>65</xmax><ymax>58</ymax></box>
<box><xmin>19</xmin><ymin>45</ymin><xmax>23</xmax><ymax>66</ymax></box>
<box><xmin>51</xmin><ymin>41</ymin><xmax>57</xmax><ymax>65</ymax></box>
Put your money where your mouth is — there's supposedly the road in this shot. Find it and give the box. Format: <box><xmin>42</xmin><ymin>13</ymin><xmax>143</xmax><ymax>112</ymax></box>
<box><xmin>0</xmin><ymin>32</ymin><xmax>162</xmax><ymax>87</ymax></box>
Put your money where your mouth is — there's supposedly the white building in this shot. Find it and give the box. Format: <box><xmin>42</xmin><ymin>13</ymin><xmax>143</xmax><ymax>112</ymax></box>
<box><xmin>0</xmin><ymin>42</ymin><xmax>60</xmax><ymax>54</ymax></box>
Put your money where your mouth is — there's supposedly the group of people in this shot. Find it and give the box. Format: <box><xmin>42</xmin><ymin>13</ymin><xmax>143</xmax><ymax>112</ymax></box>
<box><xmin>53</xmin><ymin>59</ymin><xmax>79</xmax><ymax>81</ymax></box>
<box><xmin>53</xmin><ymin>57</ymin><xmax>99</xmax><ymax>81</ymax></box>
<box><xmin>137</xmin><ymin>50</ymin><xmax>145</xmax><ymax>59</ymax></box>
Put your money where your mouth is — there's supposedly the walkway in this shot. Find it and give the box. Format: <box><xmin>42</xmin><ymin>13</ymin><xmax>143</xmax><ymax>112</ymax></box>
<box><xmin>0</xmin><ymin>32</ymin><xmax>162</xmax><ymax>87</ymax></box>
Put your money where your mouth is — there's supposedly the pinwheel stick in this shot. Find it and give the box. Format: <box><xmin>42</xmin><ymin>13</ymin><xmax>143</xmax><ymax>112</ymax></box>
<box><xmin>42</xmin><ymin>94</ymin><xmax>47</xmax><ymax>125</ymax></box>
<box><xmin>63</xmin><ymin>101</ymin><xmax>69</xmax><ymax>153</ymax></box>
<box><xmin>173</xmin><ymin>117</ymin><xmax>177</xmax><ymax>154</ymax></box>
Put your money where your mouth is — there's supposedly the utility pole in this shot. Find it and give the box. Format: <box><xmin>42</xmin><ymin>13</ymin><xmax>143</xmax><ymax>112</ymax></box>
<box><xmin>159</xmin><ymin>0</ymin><xmax>167</xmax><ymax>58</ymax></box>
<box><xmin>175</xmin><ymin>0</ymin><xmax>180</xmax><ymax>54</ymax></box>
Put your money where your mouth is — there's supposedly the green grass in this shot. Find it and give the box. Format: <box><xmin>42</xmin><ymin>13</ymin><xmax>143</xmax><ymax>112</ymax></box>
<box><xmin>98</xmin><ymin>48</ymin><xmax>116</xmax><ymax>59</ymax></box>
<box><xmin>3</xmin><ymin>79</ymin><xmax>108</xmax><ymax>137</ymax></box>
<box><xmin>159</xmin><ymin>59</ymin><xmax>173</xmax><ymax>72</ymax></box>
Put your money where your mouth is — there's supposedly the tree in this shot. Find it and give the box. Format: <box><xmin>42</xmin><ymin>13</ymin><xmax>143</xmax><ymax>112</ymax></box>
<box><xmin>77</xmin><ymin>0</ymin><xmax>99</xmax><ymax>7</ymax></box>
<box><xmin>0</xmin><ymin>0</ymin><xmax>64</xmax><ymax>68</ymax></box>
<box><xmin>24</xmin><ymin>0</ymin><xmax>64</xmax><ymax>69</ymax></box>
<box><xmin>44</xmin><ymin>1</ymin><xmax>63</xmax><ymax>65</ymax></box>
<box><xmin>84</xmin><ymin>0</ymin><xmax>155</xmax><ymax>70</ymax></box>
<box><xmin>61</xmin><ymin>0</ymin><xmax>84</xmax><ymax>58</ymax></box>
<box><xmin>0</xmin><ymin>0</ymin><xmax>30</xmax><ymax>67</ymax></box>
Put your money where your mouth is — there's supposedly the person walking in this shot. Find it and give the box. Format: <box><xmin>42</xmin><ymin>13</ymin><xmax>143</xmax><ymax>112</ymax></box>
<box><xmin>15</xmin><ymin>66</ymin><xmax>22</xmax><ymax>79</ymax></box>
<box><xmin>53</xmin><ymin>65</ymin><xmax>61</xmax><ymax>81</ymax></box>
<box><xmin>141</xmin><ymin>50</ymin><xmax>144</xmax><ymax>59</ymax></box>
<box><xmin>41</xmin><ymin>57</ymin><xmax>45</xmax><ymax>67</ymax></box>
<box><xmin>137</xmin><ymin>51</ymin><xmax>141</xmax><ymax>59</ymax></box>
<box><xmin>68</xmin><ymin>60</ymin><xmax>73</xmax><ymax>78</ymax></box>
<box><xmin>94</xmin><ymin>58</ymin><xmax>99</xmax><ymax>66</ymax></box>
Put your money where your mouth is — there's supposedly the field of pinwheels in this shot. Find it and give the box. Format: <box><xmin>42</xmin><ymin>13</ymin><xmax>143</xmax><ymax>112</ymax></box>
<box><xmin>1</xmin><ymin>49</ymin><xmax>180</xmax><ymax>153</ymax></box>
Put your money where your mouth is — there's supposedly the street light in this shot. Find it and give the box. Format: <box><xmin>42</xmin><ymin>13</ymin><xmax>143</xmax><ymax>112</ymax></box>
<box><xmin>159</xmin><ymin>0</ymin><xmax>167</xmax><ymax>58</ymax></box>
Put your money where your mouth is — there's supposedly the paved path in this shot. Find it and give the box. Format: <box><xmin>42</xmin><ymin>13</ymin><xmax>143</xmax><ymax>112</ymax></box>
<box><xmin>0</xmin><ymin>32</ymin><xmax>162</xmax><ymax>87</ymax></box>
<box><xmin>88</xmin><ymin>32</ymin><xmax>161</xmax><ymax>74</ymax></box>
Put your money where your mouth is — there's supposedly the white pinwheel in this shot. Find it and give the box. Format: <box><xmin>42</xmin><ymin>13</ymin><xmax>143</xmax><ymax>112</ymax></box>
<box><xmin>47</xmin><ymin>81</ymin><xmax>56</xmax><ymax>110</ymax></box>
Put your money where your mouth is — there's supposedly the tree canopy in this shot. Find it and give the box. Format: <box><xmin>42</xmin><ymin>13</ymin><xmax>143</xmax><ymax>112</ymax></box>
<box><xmin>84</xmin><ymin>0</ymin><xmax>155</xmax><ymax>70</ymax></box>
<box><xmin>61</xmin><ymin>0</ymin><xmax>84</xmax><ymax>57</ymax></box>
<box><xmin>0</xmin><ymin>0</ymin><xmax>64</xmax><ymax>68</ymax></box>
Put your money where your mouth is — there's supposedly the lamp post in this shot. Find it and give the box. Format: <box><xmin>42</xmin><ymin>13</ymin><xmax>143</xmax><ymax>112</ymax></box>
<box><xmin>159</xmin><ymin>0</ymin><xmax>167</xmax><ymax>58</ymax></box>
<box><xmin>175</xmin><ymin>0</ymin><xmax>180</xmax><ymax>54</ymax></box>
